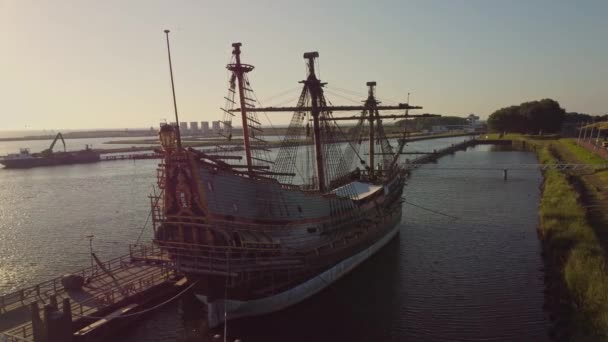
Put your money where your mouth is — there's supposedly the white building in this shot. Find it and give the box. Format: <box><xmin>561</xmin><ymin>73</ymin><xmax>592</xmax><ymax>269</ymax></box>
<box><xmin>468</xmin><ymin>114</ymin><xmax>481</xmax><ymax>125</ymax></box>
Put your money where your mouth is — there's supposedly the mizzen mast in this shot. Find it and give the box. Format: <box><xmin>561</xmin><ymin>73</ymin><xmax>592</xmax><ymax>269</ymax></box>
<box><xmin>365</xmin><ymin>81</ymin><xmax>378</xmax><ymax>177</ymax></box>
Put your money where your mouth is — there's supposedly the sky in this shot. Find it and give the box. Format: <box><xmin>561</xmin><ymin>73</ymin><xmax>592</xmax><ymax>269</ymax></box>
<box><xmin>0</xmin><ymin>0</ymin><xmax>606</xmax><ymax>131</ymax></box>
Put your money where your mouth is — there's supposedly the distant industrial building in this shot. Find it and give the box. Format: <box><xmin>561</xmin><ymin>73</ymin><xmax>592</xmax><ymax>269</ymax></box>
<box><xmin>201</xmin><ymin>121</ymin><xmax>209</xmax><ymax>134</ymax></box>
<box><xmin>190</xmin><ymin>122</ymin><xmax>199</xmax><ymax>131</ymax></box>
<box><xmin>212</xmin><ymin>121</ymin><xmax>221</xmax><ymax>132</ymax></box>
<box><xmin>179</xmin><ymin>122</ymin><xmax>188</xmax><ymax>133</ymax></box>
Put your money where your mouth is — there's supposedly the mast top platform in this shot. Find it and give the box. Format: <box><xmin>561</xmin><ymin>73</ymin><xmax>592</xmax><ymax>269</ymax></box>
<box><xmin>227</xmin><ymin>42</ymin><xmax>254</xmax><ymax>72</ymax></box>
<box><xmin>366</xmin><ymin>81</ymin><xmax>376</xmax><ymax>86</ymax></box>
<box><xmin>303</xmin><ymin>51</ymin><xmax>319</xmax><ymax>59</ymax></box>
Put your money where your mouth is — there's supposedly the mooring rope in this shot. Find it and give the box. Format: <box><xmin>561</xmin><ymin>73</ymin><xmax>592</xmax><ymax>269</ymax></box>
<box><xmin>70</xmin><ymin>281</ymin><xmax>197</xmax><ymax>320</ymax></box>
<box><xmin>402</xmin><ymin>198</ymin><xmax>460</xmax><ymax>220</ymax></box>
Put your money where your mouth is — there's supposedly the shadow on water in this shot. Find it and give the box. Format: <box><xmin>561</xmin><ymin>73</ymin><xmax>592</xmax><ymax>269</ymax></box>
<box><xmin>224</xmin><ymin>236</ymin><xmax>403</xmax><ymax>342</ymax></box>
<box><xmin>115</xmin><ymin>238</ymin><xmax>402</xmax><ymax>342</ymax></box>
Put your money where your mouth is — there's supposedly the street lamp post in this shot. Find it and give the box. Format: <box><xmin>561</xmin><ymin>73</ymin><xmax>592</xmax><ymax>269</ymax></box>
<box><xmin>86</xmin><ymin>235</ymin><xmax>95</xmax><ymax>269</ymax></box>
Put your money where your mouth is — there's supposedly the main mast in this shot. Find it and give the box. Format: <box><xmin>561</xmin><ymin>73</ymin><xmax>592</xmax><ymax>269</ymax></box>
<box><xmin>302</xmin><ymin>52</ymin><xmax>326</xmax><ymax>192</ymax></box>
<box><xmin>227</xmin><ymin>43</ymin><xmax>255</xmax><ymax>173</ymax></box>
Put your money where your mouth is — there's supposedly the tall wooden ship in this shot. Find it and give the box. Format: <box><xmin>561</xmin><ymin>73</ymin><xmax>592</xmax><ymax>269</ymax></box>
<box><xmin>152</xmin><ymin>35</ymin><xmax>433</xmax><ymax>327</ymax></box>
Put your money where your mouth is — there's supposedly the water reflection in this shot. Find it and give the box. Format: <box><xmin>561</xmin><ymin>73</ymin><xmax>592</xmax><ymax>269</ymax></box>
<box><xmin>0</xmin><ymin>140</ymin><xmax>549</xmax><ymax>341</ymax></box>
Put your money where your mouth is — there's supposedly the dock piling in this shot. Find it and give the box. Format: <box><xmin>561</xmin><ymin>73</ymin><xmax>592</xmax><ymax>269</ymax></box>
<box><xmin>62</xmin><ymin>298</ymin><xmax>72</xmax><ymax>324</ymax></box>
<box><xmin>49</xmin><ymin>295</ymin><xmax>58</xmax><ymax>309</ymax></box>
<box><xmin>31</xmin><ymin>302</ymin><xmax>44</xmax><ymax>342</ymax></box>
<box><xmin>43</xmin><ymin>303</ymin><xmax>72</xmax><ymax>342</ymax></box>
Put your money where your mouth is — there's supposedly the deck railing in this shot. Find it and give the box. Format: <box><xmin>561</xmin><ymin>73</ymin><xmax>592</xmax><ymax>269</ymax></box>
<box><xmin>1</xmin><ymin>330</ymin><xmax>33</xmax><ymax>342</ymax></box>
<box><xmin>144</xmin><ymin>241</ymin><xmax>309</xmax><ymax>275</ymax></box>
<box><xmin>1</xmin><ymin>267</ymin><xmax>171</xmax><ymax>342</ymax></box>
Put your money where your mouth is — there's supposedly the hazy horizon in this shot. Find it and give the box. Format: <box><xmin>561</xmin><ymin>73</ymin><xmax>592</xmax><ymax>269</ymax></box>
<box><xmin>2</xmin><ymin>0</ymin><xmax>606</xmax><ymax>131</ymax></box>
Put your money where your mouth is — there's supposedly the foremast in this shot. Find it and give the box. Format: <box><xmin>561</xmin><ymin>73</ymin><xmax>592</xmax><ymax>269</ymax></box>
<box><xmin>227</xmin><ymin>43</ymin><xmax>254</xmax><ymax>173</ymax></box>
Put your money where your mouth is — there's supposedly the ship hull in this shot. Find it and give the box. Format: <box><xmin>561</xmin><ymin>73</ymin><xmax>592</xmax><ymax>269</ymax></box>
<box><xmin>196</xmin><ymin>211</ymin><xmax>402</xmax><ymax>328</ymax></box>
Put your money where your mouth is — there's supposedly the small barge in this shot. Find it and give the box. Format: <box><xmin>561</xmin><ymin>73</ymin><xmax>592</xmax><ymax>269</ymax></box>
<box><xmin>0</xmin><ymin>133</ymin><xmax>100</xmax><ymax>169</ymax></box>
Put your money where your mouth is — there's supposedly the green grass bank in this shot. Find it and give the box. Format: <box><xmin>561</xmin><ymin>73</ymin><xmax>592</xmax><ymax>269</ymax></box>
<box><xmin>486</xmin><ymin>134</ymin><xmax>608</xmax><ymax>340</ymax></box>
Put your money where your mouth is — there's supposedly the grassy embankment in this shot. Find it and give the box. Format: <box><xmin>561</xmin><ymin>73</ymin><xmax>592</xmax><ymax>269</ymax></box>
<box><xmin>487</xmin><ymin>134</ymin><xmax>608</xmax><ymax>340</ymax></box>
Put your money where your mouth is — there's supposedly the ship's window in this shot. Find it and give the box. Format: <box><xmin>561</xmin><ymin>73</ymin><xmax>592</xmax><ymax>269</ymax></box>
<box><xmin>307</xmin><ymin>227</ymin><xmax>317</xmax><ymax>233</ymax></box>
<box><xmin>232</xmin><ymin>203</ymin><xmax>238</xmax><ymax>212</ymax></box>
<box><xmin>207</xmin><ymin>181</ymin><xmax>214</xmax><ymax>192</ymax></box>
<box><xmin>297</xmin><ymin>206</ymin><xmax>302</xmax><ymax>213</ymax></box>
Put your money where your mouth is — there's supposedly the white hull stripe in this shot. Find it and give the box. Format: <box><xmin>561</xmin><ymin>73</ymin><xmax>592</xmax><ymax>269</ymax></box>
<box><xmin>197</xmin><ymin>222</ymin><xmax>401</xmax><ymax>328</ymax></box>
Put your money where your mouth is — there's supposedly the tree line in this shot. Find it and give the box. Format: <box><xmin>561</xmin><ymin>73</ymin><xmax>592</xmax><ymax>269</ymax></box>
<box><xmin>487</xmin><ymin>99</ymin><xmax>567</xmax><ymax>134</ymax></box>
<box><xmin>488</xmin><ymin>98</ymin><xmax>606</xmax><ymax>134</ymax></box>
<box><xmin>395</xmin><ymin>116</ymin><xmax>468</xmax><ymax>131</ymax></box>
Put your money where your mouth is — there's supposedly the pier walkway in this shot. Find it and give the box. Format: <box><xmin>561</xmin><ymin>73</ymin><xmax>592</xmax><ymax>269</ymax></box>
<box><xmin>0</xmin><ymin>246</ymin><xmax>181</xmax><ymax>342</ymax></box>
<box><xmin>403</xmin><ymin>137</ymin><xmax>491</xmax><ymax>169</ymax></box>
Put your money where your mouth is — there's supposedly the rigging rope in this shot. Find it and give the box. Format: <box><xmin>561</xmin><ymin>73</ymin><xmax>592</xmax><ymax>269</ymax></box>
<box><xmin>260</xmin><ymin>86</ymin><xmax>302</xmax><ymax>104</ymax></box>
<box><xmin>328</xmin><ymin>85</ymin><xmax>404</xmax><ymax>105</ymax></box>
<box><xmin>323</xmin><ymin>89</ymin><xmax>363</xmax><ymax>105</ymax></box>
<box><xmin>251</xmin><ymin>90</ymin><xmax>308</xmax><ymax>184</ymax></box>
<box><xmin>135</xmin><ymin>188</ymin><xmax>165</xmax><ymax>245</ymax></box>
<box><xmin>324</xmin><ymin>98</ymin><xmax>366</xmax><ymax>167</ymax></box>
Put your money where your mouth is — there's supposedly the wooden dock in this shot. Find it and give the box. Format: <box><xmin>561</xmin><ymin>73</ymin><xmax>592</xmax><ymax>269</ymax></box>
<box><xmin>404</xmin><ymin>137</ymin><xmax>512</xmax><ymax>170</ymax></box>
<box><xmin>101</xmin><ymin>153</ymin><xmax>163</xmax><ymax>161</ymax></box>
<box><xmin>0</xmin><ymin>245</ymin><xmax>185</xmax><ymax>342</ymax></box>
<box><xmin>96</xmin><ymin>146</ymin><xmax>245</xmax><ymax>162</ymax></box>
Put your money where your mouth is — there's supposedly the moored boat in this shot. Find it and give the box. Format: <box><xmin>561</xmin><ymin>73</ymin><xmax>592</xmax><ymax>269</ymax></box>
<box><xmin>0</xmin><ymin>133</ymin><xmax>100</xmax><ymax>169</ymax></box>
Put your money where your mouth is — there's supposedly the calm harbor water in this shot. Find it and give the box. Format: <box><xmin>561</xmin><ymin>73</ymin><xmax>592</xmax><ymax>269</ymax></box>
<box><xmin>0</xmin><ymin>137</ymin><xmax>549</xmax><ymax>341</ymax></box>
